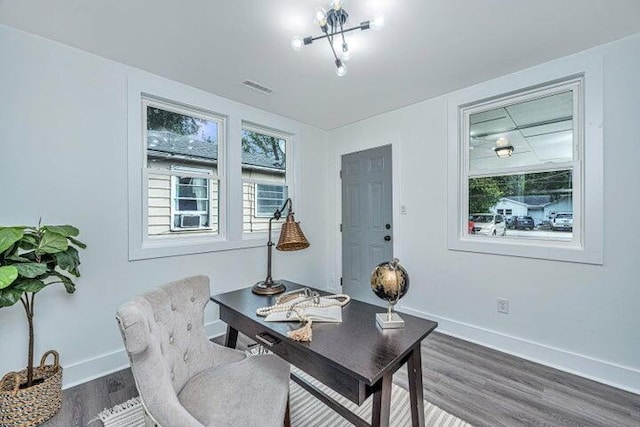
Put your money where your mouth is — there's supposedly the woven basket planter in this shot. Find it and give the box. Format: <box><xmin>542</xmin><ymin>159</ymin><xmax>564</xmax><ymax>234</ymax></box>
<box><xmin>0</xmin><ymin>351</ymin><xmax>63</xmax><ymax>427</ymax></box>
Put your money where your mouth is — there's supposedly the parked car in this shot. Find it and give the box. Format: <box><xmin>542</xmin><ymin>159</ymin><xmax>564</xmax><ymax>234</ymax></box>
<box><xmin>551</xmin><ymin>212</ymin><xmax>573</xmax><ymax>231</ymax></box>
<box><xmin>538</xmin><ymin>220</ymin><xmax>552</xmax><ymax>231</ymax></box>
<box><xmin>513</xmin><ymin>215</ymin><xmax>535</xmax><ymax>230</ymax></box>
<box><xmin>469</xmin><ymin>213</ymin><xmax>506</xmax><ymax>236</ymax></box>
<box><xmin>505</xmin><ymin>217</ymin><xmax>515</xmax><ymax>229</ymax></box>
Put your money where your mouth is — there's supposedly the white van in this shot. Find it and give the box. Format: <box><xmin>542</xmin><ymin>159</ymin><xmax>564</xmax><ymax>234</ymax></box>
<box><xmin>469</xmin><ymin>213</ymin><xmax>507</xmax><ymax>236</ymax></box>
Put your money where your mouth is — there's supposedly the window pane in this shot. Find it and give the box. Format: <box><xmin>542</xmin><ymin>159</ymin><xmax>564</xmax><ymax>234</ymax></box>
<box><xmin>242</xmin><ymin>127</ymin><xmax>288</xmax><ymax>233</ymax></box>
<box><xmin>469</xmin><ymin>91</ymin><xmax>573</xmax><ymax>174</ymax></box>
<box><xmin>146</xmin><ymin>105</ymin><xmax>218</xmax><ymax>175</ymax></box>
<box><xmin>468</xmin><ymin>170</ymin><xmax>573</xmax><ymax>241</ymax></box>
<box><xmin>147</xmin><ymin>173</ymin><xmax>218</xmax><ymax>235</ymax></box>
<box><xmin>241</xmin><ymin>129</ymin><xmax>286</xmax><ymax>176</ymax></box>
<box><xmin>178</xmin><ymin>177</ymin><xmax>208</xmax><ymax>186</ymax></box>
<box><xmin>256</xmin><ymin>184</ymin><xmax>288</xmax><ymax>217</ymax></box>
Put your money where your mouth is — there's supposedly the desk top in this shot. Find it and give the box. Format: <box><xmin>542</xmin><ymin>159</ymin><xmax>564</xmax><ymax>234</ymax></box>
<box><xmin>211</xmin><ymin>281</ymin><xmax>438</xmax><ymax>385</ymax></box>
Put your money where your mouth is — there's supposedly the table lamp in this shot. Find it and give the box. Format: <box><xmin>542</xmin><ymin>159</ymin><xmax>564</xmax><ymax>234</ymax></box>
<box><xmin>252</xmin><ymin>198</ymin><xmax>310</xmax><ymax>295</ymax></box>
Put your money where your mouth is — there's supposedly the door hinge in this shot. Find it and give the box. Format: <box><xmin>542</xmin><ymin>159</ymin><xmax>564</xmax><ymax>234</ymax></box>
<box><xmin>340</xmin><ymin>277</ymin><xmax>343</xmax><ymax>287</ymax></box>
<box><xmin>339</xmin><ymin>223</ymin><xmax>342</xmax><ymax>232</ymax></box>
<box><xmin>339</xmin><ymin>170</ymin><xmax>342</xmax><ymax>179</ymax></box>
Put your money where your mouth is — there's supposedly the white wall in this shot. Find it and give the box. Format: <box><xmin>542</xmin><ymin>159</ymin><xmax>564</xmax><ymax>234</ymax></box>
<box><xmin>327</xmin><ymin>34</ymin><xmax>640</xmax><ymax>393</ymax></box>
<box><xmin>2</xmin><ymin>22</ymin><xmax>639</xmax><ymax>395</ymax></box>
<box><xmin>0</xmin><ymin>25</ymin><xmax>329</xmax><ymax>388</ymax></box>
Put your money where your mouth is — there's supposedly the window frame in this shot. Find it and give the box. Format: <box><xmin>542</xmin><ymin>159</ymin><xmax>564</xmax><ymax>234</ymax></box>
<box><xmin>241</xmin><ymin>122</ymin><xmax>293</xmax><ymax>236</ymax></box>
<box><xmin>447</xmin><ymin>56</ymin><xmax>603</xmax><ymax>264</ymax></box>
<box><xmin>169</xmin><ymin>166</ymin><xmax>215</xmax><ymax>232</ymax></box>
<box><xmin>462</xmin><ymin>78</ymin><xmax>583</xmax><ymax>247</ymax></box>
<box><xmin>143</xmin><ymin>96</ymin><xmax>225</xmax><ymax>239</ymax></box>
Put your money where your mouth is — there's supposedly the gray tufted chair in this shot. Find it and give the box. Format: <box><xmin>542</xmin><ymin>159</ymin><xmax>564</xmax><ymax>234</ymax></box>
<box><xmin>116</xmin><ymin>275</ymin><xmax>290</xmax><ymax>427</ymax></box>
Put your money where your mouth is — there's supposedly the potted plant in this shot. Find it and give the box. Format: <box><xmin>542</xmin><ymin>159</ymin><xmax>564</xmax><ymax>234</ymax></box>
<box><xmin>0</xmin><ymin>222</ymin><xmax>85</xmax><ymax>427</ymax></box>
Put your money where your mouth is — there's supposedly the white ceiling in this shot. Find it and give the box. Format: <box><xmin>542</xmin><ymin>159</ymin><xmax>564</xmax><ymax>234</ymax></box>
<box><xmin>1</xmin><ymin>0</ymin><xmax>640</xmax><ymax>130</ymax></box>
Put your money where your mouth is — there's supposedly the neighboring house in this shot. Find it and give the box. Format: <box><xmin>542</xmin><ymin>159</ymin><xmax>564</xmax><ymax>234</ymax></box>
<box><xmin>493</xmin><ymin>195</ymin><xmax>573</xmax><ymax>225</ymax></box>
<box><xmin>147</xmin><ymin>130</ymin><xmax>285</xmax><ymax>235</ymax></box>
<box><xmin>494</xmin><ymin>195</ymin><xmax>552</xmax><ymax>225</ymax></box>
<box><xmin>543</xmin><ymin>196</ymin><xmax>573</xmax><ymax>221</ymax></box>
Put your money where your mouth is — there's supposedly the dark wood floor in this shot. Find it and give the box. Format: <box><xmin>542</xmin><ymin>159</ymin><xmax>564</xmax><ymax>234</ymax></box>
<box><xmin>42</xmin><ymin>332</ymin><xmax>640</xmax><ymax>426</ymax></box>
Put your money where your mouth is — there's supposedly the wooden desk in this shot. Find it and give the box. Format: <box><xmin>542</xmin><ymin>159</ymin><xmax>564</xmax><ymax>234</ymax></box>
<box><xmin>211</xmin><ymin>282</ymin><xmax>437</xmax><ymax>427</ymax></box>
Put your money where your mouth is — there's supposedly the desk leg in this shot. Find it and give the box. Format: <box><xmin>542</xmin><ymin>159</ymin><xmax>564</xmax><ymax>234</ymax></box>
<box><xmin>371</xmin><ymin>372</ymin><xmax>393</xmax><ymax>427</ymax></box>
<box><xmin>225</xmin><ymin>325</ymin><xmax>238</xmax><ymax>348</ymax></box>
<box><xmin>407</xmin><ymin>344</ymin><xmax>425</xmax><ymax>427</ymax></box>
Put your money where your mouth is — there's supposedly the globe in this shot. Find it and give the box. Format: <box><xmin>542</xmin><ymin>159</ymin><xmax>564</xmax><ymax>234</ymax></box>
<box><xmin>370</xmin><ymin>258</ymin><xmax>409</xmax><ymax>305</ymax></box>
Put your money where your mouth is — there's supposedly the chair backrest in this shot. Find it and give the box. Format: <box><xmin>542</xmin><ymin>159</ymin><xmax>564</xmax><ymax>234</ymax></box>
<box><xmin>116</xmin><ymin>275</ymin><xmax>214</xmax><ymax>395</ymax></box>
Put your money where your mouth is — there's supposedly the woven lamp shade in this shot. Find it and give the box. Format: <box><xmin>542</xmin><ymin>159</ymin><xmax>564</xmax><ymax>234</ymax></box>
<box><xmin>276</xmin><ymin>214</ymin><xmax>310</xmax><ymax>251</ymax></box>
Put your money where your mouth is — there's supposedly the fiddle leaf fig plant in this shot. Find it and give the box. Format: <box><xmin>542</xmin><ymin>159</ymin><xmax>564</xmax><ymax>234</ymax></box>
<box><xmin>0</xmin><ymin>223</ymin><xmax>86</xmax><ymax>387</ymax></box>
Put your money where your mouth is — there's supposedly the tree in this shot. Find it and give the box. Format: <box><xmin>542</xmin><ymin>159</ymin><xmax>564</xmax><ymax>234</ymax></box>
<box><xmin>521</xmin><ymin>170</ymin><xmax>572</xmax><ymax>197</ymax></box>
<box><xmin>147</xmin><ymin>107</ymin><xmax>204</xmax><ymax>135</ymax></box>
<box><xmin>242</xmin><ymin>130</ymin><xmax>285</xmax><ymax>167</ymax></box>
<box><xmin>492</xmin><ymin>174</ymin><xmax>524</xmax><ymax>197</ymax></box>
<box><xmin>469</xmin><ymin>177</ymin><xmax>503</xmax><ymax>213</ymax></box>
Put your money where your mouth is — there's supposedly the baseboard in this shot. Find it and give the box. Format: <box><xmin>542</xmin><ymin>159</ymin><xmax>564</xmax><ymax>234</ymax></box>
<box><xmin>62</xmin><ymin>320</ymin><xmax>228</xmax><ymax>389</ymax></box>
<box><xmin>401</xmin><ymin>306</ymin><xmax>640</xmax><ymax>395</ymax></box>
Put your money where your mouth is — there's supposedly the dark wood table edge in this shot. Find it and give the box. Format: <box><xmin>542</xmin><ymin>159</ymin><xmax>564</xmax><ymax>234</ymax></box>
<box><xmin>217</xmin><ymin>299</ymin><xmax>377</xmax><ymax>386</ymax></box>
<box><xmin>213</xmin><ymin>290</ymin><xmax>438</xmax><ymax>386</ymax></box>
<box><xmin>212</xmin><ymin>287</ymin><xmax>437</xmax><ymax>427</ymax></box>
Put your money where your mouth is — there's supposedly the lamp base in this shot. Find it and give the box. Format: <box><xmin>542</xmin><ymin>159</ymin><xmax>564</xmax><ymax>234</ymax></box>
<box><xmin>252</xmin><ymin>281</ymin><xmax>287</xmax><ymax>295</ymax></box>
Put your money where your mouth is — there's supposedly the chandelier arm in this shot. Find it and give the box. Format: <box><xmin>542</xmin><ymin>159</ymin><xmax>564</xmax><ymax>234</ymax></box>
<box><xmin>304</xmin><ymin>22</ymin><xmax>370</xmax><ymax>44</ymax></box>
<box><xmin>325</xmin><ymin>34</ymin><xmax>340</xmax><ymax>62</ymax></box>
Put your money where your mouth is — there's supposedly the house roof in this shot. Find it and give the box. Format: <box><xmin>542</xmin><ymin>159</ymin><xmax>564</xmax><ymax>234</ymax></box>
<box><xmin>501</xmin><ymin>195</ymin><xmax>552</xmax><ymax>207</ymax></box>
<box><xmin>148</xmin><ymin>130</ymin><xmax>217</xmax><ymax>161</ymax></box>
<box><xmin>147</xmin><ymin>130</ymin><xmax>285</xmax><ymax>171</ymax></box>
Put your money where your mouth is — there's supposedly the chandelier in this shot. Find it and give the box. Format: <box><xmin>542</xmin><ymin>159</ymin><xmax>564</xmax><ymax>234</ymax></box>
<box><xmin>290</xmin><ymin>0</ymin><xmax>385</xmax><ymax>77</ymax></box>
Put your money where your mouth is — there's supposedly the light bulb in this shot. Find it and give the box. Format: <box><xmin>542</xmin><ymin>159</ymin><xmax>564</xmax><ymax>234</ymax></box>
<box><xmin>290</xmin><ymin>35</ymin><xmax>303</xmax><ymax>51</ymax></box>
<box><xmin>314</xmin><ymin>7</ymin><xmax>327</xmax><ymax>26</ymax></box>
<box><xmin>330</xmin><ymin>0</ymin><xmax>343</xmax><ymax>10</ymax></box>
<box><xmin>341</xmin><ymin>42</ymin><xmax>351</xmax><ymax>61</ymax></box>
<box><xmin>370</xmin><ymin>14</ymin><xmax>385</xmax><ymax>30</ymax></box>
<box><xmin>336</xmin><ymin>61</ymin><xmax>347</xmax><ymax>77</ymax></box>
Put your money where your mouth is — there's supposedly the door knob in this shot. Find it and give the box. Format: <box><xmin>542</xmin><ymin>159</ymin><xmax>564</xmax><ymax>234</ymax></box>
<box><xmin>384</xmin><ymin>235</ymin><xmax>391</xmax><ymax>241</ymax></box>
<box><xmin>385</xmin><ymin>223</ymin><xmax>391</xmax><ymax>229</ymax></box>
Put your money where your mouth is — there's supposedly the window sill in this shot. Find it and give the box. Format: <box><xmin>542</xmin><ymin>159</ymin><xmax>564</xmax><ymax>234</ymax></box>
<box><xmin>448</xmin><ymin>235</ymin><xmax>603</xmax><ymax>265</ymax></box>
<box><xmin>129</xmin><ymin>235</ymin><xmax>265</xmax><ymax>261</ymax></box>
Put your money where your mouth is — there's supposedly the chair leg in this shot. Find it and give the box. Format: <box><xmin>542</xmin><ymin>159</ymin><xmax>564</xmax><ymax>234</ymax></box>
<box><xmin>284</xmin><ymin>394</ymin><xmax>291</xmax><ymax>427</ymax></box>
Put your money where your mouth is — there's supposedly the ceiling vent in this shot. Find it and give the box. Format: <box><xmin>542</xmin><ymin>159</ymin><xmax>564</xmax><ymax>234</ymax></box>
<box><xmin>242</xmin><ymin>80</ymin><xmax>274</xmax><ymax>95</ymax></box>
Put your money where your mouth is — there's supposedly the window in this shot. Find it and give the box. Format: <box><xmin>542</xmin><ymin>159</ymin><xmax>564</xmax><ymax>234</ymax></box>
<box><xmin>255</xmin><ymin>184</ymin><xmax>288</xmax><ymax>217</ymax></box>
<box><xmin>128</xmin><ymin>78</ymin><xmax>302</xmax><ymax>260</ymax></box>
<box><xmin>447</xmin><ymin>61</ymin><xmax>604</xmax><ymax>264</ymax></box>
<box><xmin>170</xmin><ymin>166</ymin><xmax>214</xmax><ymax>231</ymax></box>
<box><xmin>241</xmin><ymin>124</ymin><xmax>291</xmax><ymax>233</ymax></box>
<box><xmin>465</xmin><ymin>82</ymin><xmax>580</xmax><ymax>243</ymax></box>
<box><xmin>144</xmin><ymin>98</ymin><xmax>223</xmax><ymax>237</ymax></box>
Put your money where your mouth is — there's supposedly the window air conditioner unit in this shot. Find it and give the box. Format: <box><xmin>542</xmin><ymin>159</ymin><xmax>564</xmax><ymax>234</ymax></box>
<box><xmin>180</xmin><ymin>215</ymin><xmax>202</xmax><ymax>228</ymax></box>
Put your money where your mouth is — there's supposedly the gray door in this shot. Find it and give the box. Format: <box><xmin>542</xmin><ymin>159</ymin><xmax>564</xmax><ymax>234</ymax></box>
<box><xmin>341</xmin><ymin>145</ymin><xmax>393</xmax><ymax>305</ymax></box>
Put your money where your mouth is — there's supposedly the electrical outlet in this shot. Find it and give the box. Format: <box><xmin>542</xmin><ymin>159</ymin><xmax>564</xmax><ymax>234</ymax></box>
<box><xmin>497</xmin><ymin>298</ymin><xmax>509</xmax><ymax>314</ymax></box>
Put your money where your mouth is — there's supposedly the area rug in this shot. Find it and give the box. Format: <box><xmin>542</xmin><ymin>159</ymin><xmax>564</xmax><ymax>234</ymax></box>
<box><xmin>93</xmin><ymin>367</ymin><xmax>471</xmax><ymax>427</ymax></box>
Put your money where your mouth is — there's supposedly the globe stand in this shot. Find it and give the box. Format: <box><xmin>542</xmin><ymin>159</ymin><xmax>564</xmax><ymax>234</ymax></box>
<box><xmin>376</xmin><ymin>301</ymin><xmax>405</xmax><ymax>329</ymax></box>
